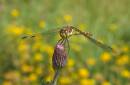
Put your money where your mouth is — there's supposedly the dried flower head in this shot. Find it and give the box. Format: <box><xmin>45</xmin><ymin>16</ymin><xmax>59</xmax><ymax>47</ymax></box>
<box><xmin>52</xmin><ymin>43</ymin><xmax>67</xmax><ymax>70</ymax></box>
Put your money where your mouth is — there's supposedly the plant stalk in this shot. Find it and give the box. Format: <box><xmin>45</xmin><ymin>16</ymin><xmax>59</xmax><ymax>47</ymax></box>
<box><xmin>51</xmin><ymin>70</ymin><xmax>60</xmax><ymax>85</ymax></box>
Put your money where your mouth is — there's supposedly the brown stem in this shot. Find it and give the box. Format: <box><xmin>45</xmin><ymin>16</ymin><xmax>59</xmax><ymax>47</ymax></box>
<box><xmin>51</xmin><ymin>70</ymin><xmax>60</xmax><ymax>85</ymax></box>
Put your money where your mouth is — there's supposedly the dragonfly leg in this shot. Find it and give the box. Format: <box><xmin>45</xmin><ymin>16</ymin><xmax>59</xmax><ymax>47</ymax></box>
<box><xmin>64</xmin><ymin>33</ymin><xmax>70</xmax><ymax>55</ymax></box>
<box><xmin>65</xmin><ymin>38</ymin><xmax>70</xmax><ymax>55</ymax></box>
<box><xmin>57</xmin><ymin>38</ymin><xmax>64</xmax><ymax>45</ymax></box>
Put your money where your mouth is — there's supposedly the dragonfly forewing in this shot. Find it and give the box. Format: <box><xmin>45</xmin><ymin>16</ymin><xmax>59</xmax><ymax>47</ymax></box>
<box><xmin>86</xmin><ymin>36</ymin><xmax>114</xmax><ymax>51</ymax></box>
<box><xmin>21</xmin><ymin>28</ymin><xmax>61</xmax><ymax>39</ymax></box>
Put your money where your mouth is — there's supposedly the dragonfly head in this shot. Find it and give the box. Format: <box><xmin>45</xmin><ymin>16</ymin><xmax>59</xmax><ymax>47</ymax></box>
<box><xmin>59</xmin><ymin>26</ymin><xmax>73</xmax><ymax>38</ymax></box>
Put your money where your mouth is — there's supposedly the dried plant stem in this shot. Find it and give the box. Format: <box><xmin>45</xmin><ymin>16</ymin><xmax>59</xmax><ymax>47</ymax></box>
<box><xmin>51</xmin><ymin>70</ymin><xmax>60</xmax><ymax>85</ymax></box>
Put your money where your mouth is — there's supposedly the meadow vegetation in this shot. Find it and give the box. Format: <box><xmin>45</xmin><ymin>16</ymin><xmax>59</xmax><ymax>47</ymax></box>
<box><xmin>0</xmin><ymin>0</ymin><xmax>130</xmax><ymax>85</ymax></box>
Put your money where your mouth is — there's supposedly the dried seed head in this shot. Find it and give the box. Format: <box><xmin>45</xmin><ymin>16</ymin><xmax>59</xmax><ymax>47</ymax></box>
<box><xmin>52</xmin><ymin>43</ymin><xmax>67</xmax><ymax>70</ymax></box>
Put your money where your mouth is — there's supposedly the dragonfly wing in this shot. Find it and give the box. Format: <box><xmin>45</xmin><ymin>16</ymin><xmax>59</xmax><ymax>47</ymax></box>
<box><xmin>86</xmin><ymin>36</ymin><xmax>113</xmax><ymax>52</ymax></box>
<box><xmin>71</xmin><ymin>26</ymin><xmax>113</xmax><ymax>52</ymax></box>
<box><xmin>39</xmin><ymin>28</ymin><xmax>61</xmax><ymax>35</ymax></box>
<box><xmin>21</xmin><ymin>28</ymin><xmax>61</xmax><ymax>39</ymax></box>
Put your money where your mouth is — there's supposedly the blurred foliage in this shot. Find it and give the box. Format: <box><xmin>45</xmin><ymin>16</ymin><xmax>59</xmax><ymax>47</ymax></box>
<box><xmin>0</xmin><ymin>0</ymin><xmax>130</xmax><ymax>85</ymax></box>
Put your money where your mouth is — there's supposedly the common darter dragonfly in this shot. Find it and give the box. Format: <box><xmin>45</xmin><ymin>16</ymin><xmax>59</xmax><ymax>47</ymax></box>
<box><xmin>22</xmin><ymin>25</ymin><xmax>114</xmax><ymax>52</ymax></box>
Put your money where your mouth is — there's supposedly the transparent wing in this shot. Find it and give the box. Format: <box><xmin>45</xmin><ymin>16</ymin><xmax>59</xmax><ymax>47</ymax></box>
<box><xmin>85</xmin><ymin>35</ymin><xmax>113</xmax><ymax>51</ymax></box>
<box><xmin>71</xmin><ymin>26</ymin><xmax>114</xmax><ymax>52</ymax></box>
<box><xmin>21</xmin><ymin>28</ymin><xmax>61</xmax><ymax>39</ymax></box>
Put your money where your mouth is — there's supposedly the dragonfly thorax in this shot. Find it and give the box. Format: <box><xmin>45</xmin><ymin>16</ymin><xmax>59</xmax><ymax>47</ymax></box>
<box><xmin>59</xmin><ymin>26</ymin><xmax>73</xmax><ymax>38</ymax></box>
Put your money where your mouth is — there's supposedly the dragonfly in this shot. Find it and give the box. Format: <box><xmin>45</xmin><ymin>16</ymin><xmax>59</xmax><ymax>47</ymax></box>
<box><xmin>22</xmin><ymin>25</ymin><xmax>114</xmax><ymax>52</ymax></box>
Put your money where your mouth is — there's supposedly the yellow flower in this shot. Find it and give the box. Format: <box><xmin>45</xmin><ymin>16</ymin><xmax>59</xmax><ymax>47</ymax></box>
<box><xmin>39</xmin><ymin>20</ymin><xmax>46</xmax><ymax>28</ymax></box>
<box><xmin>21</xmin><ymin>64</ymin><xmax>33</xmax><ymax>73</ymax></box>
<box><xmin>45</xmin><ymin>75</ymin><xmax>52</xmax><ymax>82</ymax></box>
<box><xmin>35</xmin><ymin>67</ymin><xmax>43</xmax><ymax>75</ymax></box>
<box><xmin>100</xmin><ymin>52</ymin><xmax>111</xmax><ymax>63</ymax></box>
<box><xmin>67</xmin><ymin>58</ymin><xmax>75</xmax><ymax>68</ymax></box>
<box><xmin>86</xmin><ymin>58</ymin><xmax>96</xmax><ymax>66</ymax></box>
<box><xmin>63</xmin><ymin>14</ymin><xmax>72</xmax><ymax>23</ymax></box>
<box><xmin>33</xmin><ymin>53</ymin><xmax>43</xmax><ymax>62</ymax></box>
<box><xmin>102</xmin><ymin>81</ymin><xmax>111</xmax><ymax>85</ymax></box>
<box><xmin>2</xmin><ymin>81</ymin><xmax>12</xmax><ymax>85</ymax></box>
<box><xmin>122</xmin><ymin>45</ymin><xmax>129</xmax><ymax>52</ymax></box>
<box><xmin>78</xmin><ymin>68</ymin><xmax>89</xmax><ymax>78</ymax></box>
<box><xmin>80</xmin><ymin>78</ymin><xmax>95</xmax><ymax>85</ymax></box>
<box><xmin>29</xmin><ymin>73</ymin><xmax>37</xmax><ymax>81</ymax></box>
<box><xmin>6</xmin><ymin>24</ymin><xmax>24</xmax><ymax>36</ymax></box>
<box><xmin>116</xmin><ymin>55</ymin><xmax>129</xmax><ymax>65</ymax></box>
<box><xmin>59</xmin><ymin>76</ymin><xmax>71</xmax><ymax>84</ymax></box>
<box><xmin>121</xmin><ymin>69</ymin><xmax>130</xmax><ymax>78</ymax></box>
<box><xmin>18</xmin><ymin>41</ymin><xmax>29</xmax><ymax>53</ymax></box>
<box><xmin>11</xmin><ymin>9</ymin><xmax>19</xmax><ymax>17</ymax></box>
